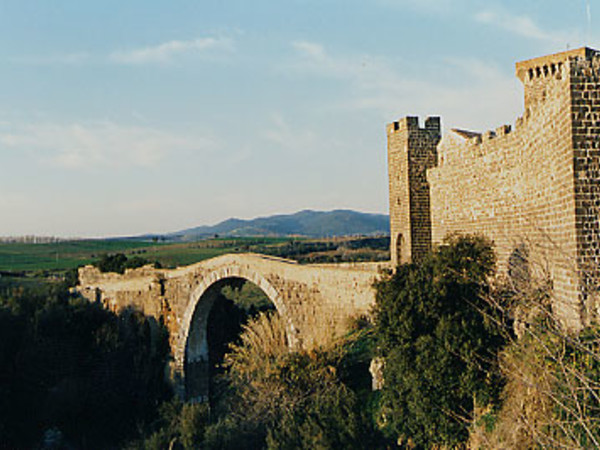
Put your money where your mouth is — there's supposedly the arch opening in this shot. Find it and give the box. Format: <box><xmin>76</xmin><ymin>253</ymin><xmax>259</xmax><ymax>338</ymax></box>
<box><xmin>184</xmin><ymin>277</ymin><xmax>279</xmax><ymax>403</ymax></box>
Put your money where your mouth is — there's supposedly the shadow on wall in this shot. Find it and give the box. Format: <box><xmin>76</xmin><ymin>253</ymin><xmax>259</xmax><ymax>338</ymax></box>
<box><xmin>508</xmin><ymin>243</ymin><xmax>531</xmax><ymax>292</ymax></box>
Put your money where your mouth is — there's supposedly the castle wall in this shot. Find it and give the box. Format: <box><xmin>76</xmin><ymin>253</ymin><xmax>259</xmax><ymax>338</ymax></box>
<box><xmin>421</xmin><ymin>49</ymin><xmax>600</xmax><ymax>327</ymax></box>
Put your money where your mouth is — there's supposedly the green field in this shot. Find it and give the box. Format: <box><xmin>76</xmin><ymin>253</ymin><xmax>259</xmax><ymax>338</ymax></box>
<box><xmin>0</xmin><ymin>236</ymin><xmax>388</xmax><ymax>286</ymax></box>
<box><xmin>0</xmin><ymin>237</ymin><xmax>290</xmax><ymax>275</ymax></box>
<box><xmin>0</xmin><ymin>240</ymin><xmax>150</xmax><ymax>272</ymax></box>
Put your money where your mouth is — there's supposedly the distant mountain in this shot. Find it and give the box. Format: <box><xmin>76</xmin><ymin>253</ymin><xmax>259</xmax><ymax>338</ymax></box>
<box><xmin>170</xmin><ymin>210</ymin><xmax>389</xmax><ymax>240</ymax></box>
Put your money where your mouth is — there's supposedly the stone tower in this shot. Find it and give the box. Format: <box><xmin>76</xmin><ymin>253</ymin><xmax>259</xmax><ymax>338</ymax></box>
<box><xmin>510</xmin><ymin>47</ymin><xmax>600</xmax><ymax>324</ymax></box>
<box><xmin>386</xmin><ymin>47</ymin><xmax>600</xmax><ymax>328</ymax></box>
<box><xmin>559</xmin><ymin>48</ymin><xmax>600</xmax><ymax>321</ymax></box>
<box><xmin>387</xmin><ymin>116</ymin><xmax>441</xmax><ymax>266</ymax></box>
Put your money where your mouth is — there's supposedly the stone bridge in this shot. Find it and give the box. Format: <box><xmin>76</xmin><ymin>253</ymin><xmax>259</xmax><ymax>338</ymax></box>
<box><xmin>77</xmin><ymin>253</ymin><xmax>385</xmax><ymax>399</ymax></box>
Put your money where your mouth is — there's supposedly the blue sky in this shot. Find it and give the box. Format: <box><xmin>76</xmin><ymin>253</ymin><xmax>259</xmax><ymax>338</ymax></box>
<box><xmin>0</xmin><ymin>0</ymin><xmax>597</xmax><ymax>237</ymax></box>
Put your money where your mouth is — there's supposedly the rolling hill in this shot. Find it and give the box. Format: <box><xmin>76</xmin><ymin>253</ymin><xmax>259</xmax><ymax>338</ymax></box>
<box><xmin>171</xmin><ymin>210</ymin><xmax>389</xmax><ymax>240</ymax></box>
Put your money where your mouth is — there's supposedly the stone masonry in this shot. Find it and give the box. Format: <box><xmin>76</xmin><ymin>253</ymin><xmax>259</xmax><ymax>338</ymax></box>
<box><xmin>387</xmin><ymin>47</ymin><xmax>600</xmax><ymax>328</ymax></box>
<box><xmin>78</xmin><ymin>253</ymin><xmax>383</xmax><ymax>399</ymax></box>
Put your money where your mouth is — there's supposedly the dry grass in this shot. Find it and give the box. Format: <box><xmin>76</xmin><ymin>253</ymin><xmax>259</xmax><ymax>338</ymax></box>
<box><xmin>470</xmin><ymin>276</ymin><xmax>600</xmax><ymax>449</ymax></box>
<box><xmin>224</xmin><ymin>311</ymin><xmax>289</xmax><ymax>379</ymax></box>
<box><xmin>221</xmin><ymin>312</ymin><xmax>292</xmax><ymax>424</ymax></box>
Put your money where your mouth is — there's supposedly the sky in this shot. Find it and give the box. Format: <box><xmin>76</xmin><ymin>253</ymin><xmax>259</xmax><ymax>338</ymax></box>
<box><xmin>0</xmin><ymin>0</ymin><xmax>598</xmax><ymax>238</ymax></box>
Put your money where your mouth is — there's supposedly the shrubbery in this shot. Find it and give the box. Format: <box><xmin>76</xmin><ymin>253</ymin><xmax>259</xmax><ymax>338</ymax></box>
<box><xmin>373</xmin><ymin>234</ymin><xmax>506</xmax><ymax>447</ymax></box>
<box><xmin>95</xmin><ymin>252</ymin><xmax>159</xmax><ymax>274</ymax></box>
<box><xmin>137</xmin><ymin>313</ymin><xmax>385</xmax><ymax>449</ymax></box>
<box><xmin>128</xmin><ymin>400</ymin><xmax>209</xmax><ymax>450</ymax></box>
<box><xmin>0</xmin><ymin>283</ymin><xmax>171</xmax><ymax>448</ymax></box>
<box><xmin>11</xmin><ymin>233</ymin><xmax>600</xmax><ymax>449</ymax></box>
<box><xmin>218</xmin><ymin>313</ymin><xmax>372</xmax><ymax>449</ymax></box>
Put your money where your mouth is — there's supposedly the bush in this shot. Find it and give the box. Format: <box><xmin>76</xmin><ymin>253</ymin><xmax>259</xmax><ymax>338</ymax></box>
<box><xmin>95</xmin><ymin>253</ymin><xmax>156</xmax><ymax>274</ymax></box>
<box><xmin>0</xmin><ymin>283</ymin><xmax>171</xmax><ymax>448</ymax></box>
<box><xmin>373</xmin><ymin>234</ymin><xmax>505</xmax><ymax>447</ymax></box>
<box><xmin>133</xmin><ymin>399</ymin><xmax>209</xmax><ymax>450</ymax></box>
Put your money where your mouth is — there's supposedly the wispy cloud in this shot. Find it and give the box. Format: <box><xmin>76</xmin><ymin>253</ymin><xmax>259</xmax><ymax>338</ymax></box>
<box><xmin>261</xmin><ymin>112</ymin><xmax>319</xmax><ymax>152</ymax></box>
<box><xmin>289</xmin><ymin>39</ymin><xmax>415</xmax><ymax>98</ymax></box>
<box><xmin>380</xmin><ymin>0</ymin><xmax>580</xmax><ymax>46</ymax></box>
<box><xmin>474</xmin><ymin>7</ymin><xmax>578</xmax><ymax>45</ymax></box>
<box><xmin>109</xmin><ymin>37</ymin><xmax>234</xmax><ymax>64</ymax></box>
<box><xmin>10</xmin><ymin>36</ymin><xmax>235</xmax><ymax>67</ymax></box>
<box><xmin>347</xmin><ymin>59</ymin><xmax>521</xmax><ymax>131</ymax></box>
<box><xmin>286</xmin><ymin>40</ymin><xmax>521</xmax><ymax>131</ymax></box>
<box><xmin>289</xmin><ymin>40</ymin><xmax>391</xmax><ymax>84</ymax></box>
<box><xmin>377</xmin><ymin>0</ymin><xmax>458</xmax><ymax>14</ymax></box>
<box><xmin>292</xmin><ymin>41</ymin><xmax>327</xmax><ymax>61</ymax></box>
<box><xmin>0</xmin><ymin>121</ymin><xmax>214</xmax><ymax>169</ymax></box>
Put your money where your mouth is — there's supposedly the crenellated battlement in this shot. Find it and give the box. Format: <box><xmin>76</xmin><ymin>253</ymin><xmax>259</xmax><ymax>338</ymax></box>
<box><xmin>434</xmin><ymin>47</ymin><xmax>600</xmax><ymax>170</ymax></box>
<box><xmin>435</xmin><ymin>121</ymin><xmax>521</xmax><ymax>170</ymax></box>
<box><xmin>388</xmin><ymin>47</ymin><xmax>600</xmax><ymax>329</ymax></box>
<box><xmin>516</xmin><ymin>47</ymin><xmax>600</xmax><ymax>111</ymax></box>
<box><xmin>516</xmin><ymin>47</ymin><xmax>598</xmax><ymax>82</ymax></box>
<box><xmin>386</xmin><ymin>116</ymin><xmax>441</xmax><ymax>137</ymax></box>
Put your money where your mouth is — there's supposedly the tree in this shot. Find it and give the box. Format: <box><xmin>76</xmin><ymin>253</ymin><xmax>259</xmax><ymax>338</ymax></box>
<box><xmin>0</xmin><ymin>283</ymin><xmax>171</xmax><ymax>449</ymax></box>
<box><xmin>95</xmin><ymin>253</ymin><xmax>156</xmax><ymax>274</ymax></box>
<box><xmin>373</xmin><ymin>234</ymin><xmax>505</xmax><ymax>447</ymax></box>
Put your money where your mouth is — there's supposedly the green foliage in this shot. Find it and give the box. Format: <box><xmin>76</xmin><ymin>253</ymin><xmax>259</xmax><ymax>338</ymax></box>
<box><xmin>132</xmin><ymin>400</ymin><xmax>210</xmax><ymax>450</ymax></box>
<box><xmin>373</xmin><ymin>234</ymin><xmax>505</xmax><ymax>447</ymax></box>
<box><xmin>257</xmin><ymin>237</ymin><xmax>390</xmax><ymax>264</ymax></box>
<box><xmin>545</xmin><ymin>325</ymin><xmax>600</xmax><ymax>446</ymax></box>
<box><xmin>0</xmin><ymin>283</ymin><xmax>171</xmax><ymax>449</ymax></box>
<box><xmin>218</xmin><ymin>348</ymin><xmax>371</xmax><ymax>449</ymax></box>
<box><xmin>63</xmin><ymin>267</ymin><xmax>80</xmax><ymax>287</ymax></box>
<box><xmin>265</xmin><ymin>379</ymin><xmax>361</xmax><ymax>450</ymax></box>
<box><xmin>95</xmin><ymin>252</ymin><xmax>156</xmax><ymax>274</ymax></box>
<box><xmin>221</xmin><ymin>282</ymin><xmax>274</xmax><ymax>314</ymax></box>
<box><xmin>96</xmin><ymin>252</ymin><xmax>128</xmax><ymax>273</ymax></box>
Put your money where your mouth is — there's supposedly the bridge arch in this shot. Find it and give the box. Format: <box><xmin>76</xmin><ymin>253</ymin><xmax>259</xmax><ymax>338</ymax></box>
<box><xmin>77</xmin><ymin>253</ymin><xmax>381</xmax><ymax>401</ymax></box>
<box><xmin>175</xmin><ymin>263</ymin><xmax>297</xmax><ymax>401</ymax></box>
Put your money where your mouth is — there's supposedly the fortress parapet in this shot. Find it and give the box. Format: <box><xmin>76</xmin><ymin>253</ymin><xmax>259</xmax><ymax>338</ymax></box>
<box><xmin>516</xmin><ymin>47</ymin><xmax>598</xmax><ymax>110</ymax></box>
<box><xmin>387</xmin><ymin>48</ymin><xmax>600</xmax><ymax>328</ymax></box>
